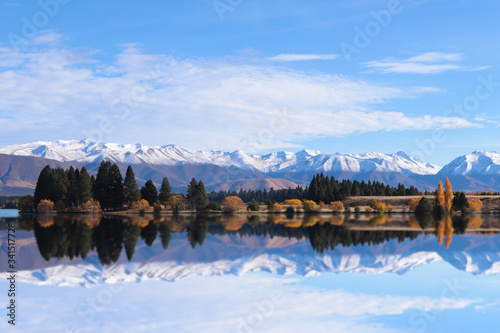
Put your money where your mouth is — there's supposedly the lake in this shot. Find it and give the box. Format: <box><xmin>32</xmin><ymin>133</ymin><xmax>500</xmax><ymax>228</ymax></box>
<box><xmin>1</xmin><ymin>212</ymin><xmax>500</xmax><ymax>332</ymax></box>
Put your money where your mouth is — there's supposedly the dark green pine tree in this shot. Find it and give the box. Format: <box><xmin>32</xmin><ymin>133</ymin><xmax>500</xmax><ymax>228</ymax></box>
<box><xmin>123</xmin><ymin>166</ymin><xmax>141</xmax><ymax>205</ymax></box>
<box><xmin>415</xmin><ymin>197</ymin><xmax>433</xmax><ymax>216</ymax></box>
<box><xmin>187</xmin><ymin>177</ymin><xmax>198</xmax><ymax>211</ymax></box>
<box><xmin>308</xmin><ymin>175</ymin><xmax>318</xmax><ymax>203</ymax></box>
<box><xmin>452</xmin><ymin>192</ymin><xmax>469</xmax><ymax>212</ymax></box>
<box><xmin>51</xmin><ymin>167</ymin><xmax>69</xmax><ymax>205</ymax></box>
<box><xmin>77</xmin><ymin>167</ymin><xmax>93</xmax><ymax>205</ymax></box>
<box><xmin>93</xmin><ymin>161</ymin><xmax>112</xmax><ymax>209</ymax></box>
<box><xmin>158</xmin><ymin>177</ymin><xmax>172</xmax><ymax>205</ymax></box>
<box><xmin>195</xmin><ymin>180</ymin><xmax>209</xmax><ymax>211</ymax></box>
<box><xmin>141</xmin><ymin>180</ymin><xmax>158</xmax><ymax>206</ymax></box>
<box><xmin>66</xmin><ymin>166</ymin><xmax>78</xmax><ymax>207</ymax></box>
<box><xmin>109</xmin><ymin>164</ymin><xmax>125</xmax><ymax>209</ymax></box>
<box><xmin>34</xmin><ymin>165</ymin><xmax>54</xmax><ymax>207</ymax></box>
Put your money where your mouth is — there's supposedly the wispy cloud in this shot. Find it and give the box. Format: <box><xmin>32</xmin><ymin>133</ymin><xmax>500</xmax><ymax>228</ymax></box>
<box><xmin>4</xmin><ymin>273</ymin><xmax>483</xmax><ymax>333</ymax></box>
<box><xmin>363</xmin><ymin>52</ymin><xmax>487</xmax><ymax>74</ymax></box>
<box><xmin>0</xmin><ymin>34</ymin><xmax>480</xmax><ymax>150</ymax></box>
<box><xmin>267</xmin><ymin>53</ymin><xmax>339</xmax><ymax>62</ymax></box>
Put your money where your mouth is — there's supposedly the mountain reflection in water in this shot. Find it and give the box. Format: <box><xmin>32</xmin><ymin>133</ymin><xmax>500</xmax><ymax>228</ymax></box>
<box><xmin>5</xmin><ymin>213</ymin><xmax>496</xmax><ymax>266</ymax></box>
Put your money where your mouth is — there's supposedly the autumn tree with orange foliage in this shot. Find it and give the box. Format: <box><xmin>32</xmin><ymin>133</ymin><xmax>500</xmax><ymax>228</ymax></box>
<box><xmin>444</xmin><ymin>178</ymin><xmax>453</xmax><ymax>212</ymax></box>
<box><xmin>302</xmin><ymin>200</ymin><xmax>319</xmax><ymax>213</ymax></box>
<box><xmin>131</xmin><ymin>199</ymin><xmax>150</xmax><ymax>213</ymax></box>
<box><xmin>82</xmin><ymin>199</ymin><xmax>101</xmax><ymax>213</ymax></box>
<box><xmin>167</xmin><ymin>195</ymin><xmax>188</xmax><ymax>214</ymax></box>
<box><xmin>369</xmin><ymin>199</ymin><xmax>386</xmax><ymax>213</ymax></box>
<box><xmin>468</xmin><ymin>198</ymin><xmax>483</xmax><ymax>212</ymax></box>
<box><xmin>37</xmin><ymin>199</ymin><xmax>54</xmax><ymax>214</ymax></box>
<box><xmin>268</xmin><ymin>203</ymin><xmax>283</xmax><ymax>213</ymax></box>
<box><xmin>329</xmin><ymin>201</ymin><xmax>344</xmax><ymax>213</ymax></box>
<box><xmin>408</xmin><ymin>198</ymin><xmax>419</xmax><ymax>212</ymax></box>
<box><xmin>221</xmin><ymin>196</ymin><xmax>244</xmax><ymax>213</ymax></box>
<box><xmin>283</xmin><ymin>199</ymin><xmax>303</xmax><ymax>206</ymax></box>
<box><xmin>435</xmin><ymin>181</ymin><xmax>445</xmax><ymax>207</ymax></box>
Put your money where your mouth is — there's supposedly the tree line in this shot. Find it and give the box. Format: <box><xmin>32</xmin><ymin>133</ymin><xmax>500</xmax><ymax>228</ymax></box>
<box><xmin>30</xmin><ymin>162</ymin><xmax>174</xmax><ymax>211</ymax></box>
<box><xmin>27</xmin><ymin>164</ymin><xmax>422</xmax><ymax>213</ymax></box>
<box><xmin>208</xmin><ymin>186</ymin><xmax>308</xmax><ymax>203</ymax></box>
<box><xmin>308</xmin><ymin>173</ymin><xmax>420</xmax><ymax>203</ymax></box>
<box><xmin>209</xmin><ymin>173</ymin><xmax>420</xmax><ymax>205</ymax></box>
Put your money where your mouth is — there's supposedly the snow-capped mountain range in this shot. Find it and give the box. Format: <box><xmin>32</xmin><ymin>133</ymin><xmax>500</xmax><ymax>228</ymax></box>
<box><xmin>0</xmin><ymin>231</ymin><xmax>499</xmax><ymax>287</ymax></box>
<box><xmin>0</xmin><ymin>139</ymin><xmax>441</xmax><ymax>175</ymax></box>
<box><xmin>1</xmin><ymin>139</ymin><xmax>500</xmax><ymax>194</ymax></box>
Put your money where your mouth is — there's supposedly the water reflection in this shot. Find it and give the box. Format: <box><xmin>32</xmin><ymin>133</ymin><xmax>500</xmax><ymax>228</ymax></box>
<box><xmin>4</xmin><ymin>213</ymin><xmax>498</xmax><ymax>266</ymax></box>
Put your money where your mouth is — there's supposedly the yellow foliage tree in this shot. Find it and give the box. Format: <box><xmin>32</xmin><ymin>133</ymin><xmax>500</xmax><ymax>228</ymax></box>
<box><xmin>221</xmin><ymin>196</ymin><xmax>244</xmax><ymax>213</ymax></box>
<box><xmin>131</xmin><ymin>199</ymin><xmax>150</xmax><ymax>213</ymax></box>
<box><xmin>268</xmin><ymin>203</ymin><xmax>283</xmax><ymax>213</ymax></box>
<box><xmin>82</xmin><ymin>199</ymin><xmax>101</xmax><ymax>213</ymax></box>
<box><xmin>468</xmin><ymin>198</ymin><xmax>483</xmax><ymax>212</ymax></box>
<box><xmin>302</xmin><ymin>200</ymin><xmax>319</xmax><ymax>213</ymax></box>
<box><xmin>408</xmin><ymin>198</ymin><xmax>419</xmax><ymax>212</ymax></box>
<box><xmin>167</xmin><ymin>195</ymin><xmax>188</xmax><ymax>214</ymax></box>
<box><xmin>329</xmin><ymin>201</ymin><xmax>344</xmax><ymax>213</ymax></box>
<box><xmin>435</xmin><ymin>181</ymin><xmax>445</xmax><ymax>207</ymax></box>
<box><xmin>283</xmin><ymin>199</ymin><xmax>302</xmax><ymax>206</ymax></box>
<box><xmin>444</xmin><ymin>178</ymin><xmax>453</xmax><ymax>212</ymax></box>
<box><xmin>369</xmin><ymin>199</ymin><xmax>386</xmax><ymax>213</ymax></box>
<box><xmin>37</xmin><ymin>199</ymin><xmax>54</xmax><ymax>214</ymax></box>
<box><xmin>386</xmin><ymin>204</ymin><xmax>393</xmax><ymax>213</ymax></box>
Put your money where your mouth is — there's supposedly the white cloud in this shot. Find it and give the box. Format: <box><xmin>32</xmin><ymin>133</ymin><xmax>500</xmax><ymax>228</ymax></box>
<box><xmin>363</xmin><ymin>52</ymin><xmax>487</xmax><ymax>74</ymax></box>
<box><xmin>267</xmin><ymin>53</ymin><xmax>339</xmax><ymax>61</ymax></box>
<box><xmin>0</xmin><ymin>35</ymin><xmax>479</xmax><ymax>151</ymax></box>
<box><xmin>0</xmin><ymin>273</ymin><xmax>483</xmax><ymax>333</ymax></box>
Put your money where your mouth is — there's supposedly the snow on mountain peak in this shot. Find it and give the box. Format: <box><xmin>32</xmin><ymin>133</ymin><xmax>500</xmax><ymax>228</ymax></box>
<box><xmin>438</xmin><ymin>151</ymin><xmax>500</xmax><ymax>176</ymax></box>
<box><xmin>0</xmin><ymin>139</ymin><xmax>443</xmax><ymax>176</ymax></box>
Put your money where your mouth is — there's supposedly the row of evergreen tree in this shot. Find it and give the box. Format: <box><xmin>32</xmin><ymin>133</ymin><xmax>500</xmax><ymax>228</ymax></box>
<box><xmin>308</xmin><ymin>173</ymin><xmax>420</xmax><ymax>203</ymax></box>
<box><xmin>209</xmin><ymin>173</ymin><xmax>419</xmax><ymax>204</ymax></box>
<box><xmin>33</xmin><ymin>162</ymin><xmax>174</xmax><ymax>210</ymax></box>
<box><xmin>208</xmin><ymin>186</ymin><xmax>308</xmax><ymax>203</ymax></box>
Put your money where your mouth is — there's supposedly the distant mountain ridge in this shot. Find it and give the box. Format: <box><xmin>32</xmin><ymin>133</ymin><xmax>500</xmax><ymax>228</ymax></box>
<box><xmin>1</xmin><ymin>140</ymin><xmax>500</xmax><ymax>194</ymax></box>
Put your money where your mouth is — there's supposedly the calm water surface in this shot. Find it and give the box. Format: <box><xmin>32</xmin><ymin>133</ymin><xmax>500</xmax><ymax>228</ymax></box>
<box><xmin>1</xmin><ymin>212</ymin><xmax>499</xmax><ymax>332</ymax></box>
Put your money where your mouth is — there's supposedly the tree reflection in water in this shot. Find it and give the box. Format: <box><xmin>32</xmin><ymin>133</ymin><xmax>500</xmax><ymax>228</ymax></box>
<box><xmin>10</xmin><ymin>213</ymin><xmax>490</xmax><ymax>266</ymax></box>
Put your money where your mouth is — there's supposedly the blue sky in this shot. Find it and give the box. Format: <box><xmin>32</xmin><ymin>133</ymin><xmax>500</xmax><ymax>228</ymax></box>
<box><xmin>1</xmin><ymin>266</ymin><xmax>500</xmax><ymax>333</ymax></box>
<box><xmin>0</xmin><ymin>0</ymin><xmax>499</xmax><ymax>165</ymax></box>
